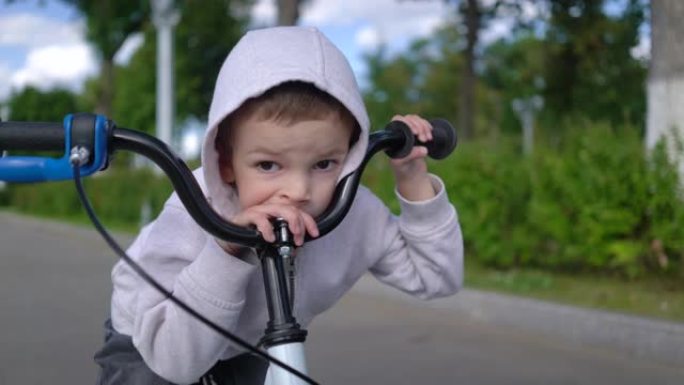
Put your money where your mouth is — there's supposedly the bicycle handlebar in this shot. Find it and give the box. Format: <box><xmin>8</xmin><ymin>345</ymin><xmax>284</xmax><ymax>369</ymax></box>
<box><xmin>0</xmin><ymin>121</ymin><xmax>64</xmax><ymax>151</ymax></box>
<box><xmin>0</xmin><ymin>114</ymin><xmax>110</xmax><ymax>182</ymax></box>
<box><xmin>0</xmin><ymin>113</ymin><xmax>457</xmax><ymax>247</ymax></box>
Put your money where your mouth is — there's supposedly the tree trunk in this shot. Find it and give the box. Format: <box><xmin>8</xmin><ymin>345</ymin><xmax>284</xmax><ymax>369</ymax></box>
<box><xmin>277</xmin><ymin>0</ymin><xmax>301</xmax><ymax>26</ymax></box>
<box><xmin>647</xmin><ymin>0</ymin><xmax>684</xmax><ymax>176</ymax></box>
<box><xmin>459</xmin><ymin>0</ymin><xmax>480</xmax><ymax>140</ymax></box>
<box><xmin>97</xmin><ymin>58</ymin><xmax>114</xmax><ymax>117</ymax></box>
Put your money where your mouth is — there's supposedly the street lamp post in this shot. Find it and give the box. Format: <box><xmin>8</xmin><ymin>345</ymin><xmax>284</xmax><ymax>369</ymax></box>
<box><xmin>512</xmin><ymin>95</ymin><xmax>544</xmax><ymax>156</ymax></box>
<box><xmin>152</xmin><ymin>0</ymin><xmax>180</xmax><ymax>149</ymax></box>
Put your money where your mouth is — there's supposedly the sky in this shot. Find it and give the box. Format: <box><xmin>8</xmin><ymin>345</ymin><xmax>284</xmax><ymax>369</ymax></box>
<box><xmin>0</xmin><ymin>0</ymin><xmax>475</xmax><ymax>105</ymax></box>
<box><xmin>0</xmin><ymin>0</ymin><xmax>649</xmax><ymax>112</ymax></box>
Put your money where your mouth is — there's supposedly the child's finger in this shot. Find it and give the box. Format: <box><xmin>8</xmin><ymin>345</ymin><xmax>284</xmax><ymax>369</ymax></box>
<box><xmin>240</xmin><ymin>207</ymin><xmax>292</xmax><ymax>243</ymax></box>
<box><xmin>391</xmin><ymin>146</ymin><xmax>428</xmax><ymax>165</ymax></box>
<box><xmin>393</xmin><ymin>114</ymin><xmax>432</xmax><ymax>143</ymax></box>
<box><xmin>291</xmin><ymin>214</ymin><xmax>305</xmax><ymax>246</ymax></box>
<box><xmin>246</xmin><ymin>213</ymin><xmax>276</xmax><ymax>243</ymax></box>
<box><xmin>301</xmin><ymin>211</ymin><xmax>319</xmax><ymax>238</ymax></box>
<box><xmin>260</xmin><ymin>204</ymin><xmax>307</xmax><ymax>245</ymax></box>
<box><xmin>235</xmin><ymin>204</ymin><xmax>319</xmax><ymax>246</ymax></box>
<box><xmin>408</xmin><ymin>115</ymin><xmax>432</xmax><ymax>142</ymax></box>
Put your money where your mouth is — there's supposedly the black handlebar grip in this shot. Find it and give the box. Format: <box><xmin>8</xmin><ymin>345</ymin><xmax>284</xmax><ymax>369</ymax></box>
<box><xmin>384</xmin><ymin>118</ymin><xmax>458</xmax><ymax>160</ymax></box>
<box><xmin>422</xmin><ymin>118</ymin><xmax>458</xmax><ymax>160</ymax></box>
<box><xmin>0</xmin><ymin>121</ymin><xmax>65</xmax><ymax>151</ymax></box>
<box><xmin>383</xmin><ymin>120</ymin><xmax>415</xmax><ymax>159</ymax></box>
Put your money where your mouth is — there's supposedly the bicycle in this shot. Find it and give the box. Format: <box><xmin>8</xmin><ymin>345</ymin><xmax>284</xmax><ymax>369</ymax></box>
<box><xmin>0</xmin><ymin>113</ymin><xmax>457</xmax><ymax>384</ymax></box>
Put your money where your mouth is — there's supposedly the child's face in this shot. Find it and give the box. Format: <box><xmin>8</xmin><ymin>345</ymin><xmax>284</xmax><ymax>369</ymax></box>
<box><xmin>220</xmin><ymin>113</ymin><xmax>353</xmax><ymax>218</ymax></box>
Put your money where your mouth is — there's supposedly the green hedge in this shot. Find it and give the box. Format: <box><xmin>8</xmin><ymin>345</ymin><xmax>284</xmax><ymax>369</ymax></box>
<box><xmin>1</xmin><ymin>166</ymin><xmax>173</xmax><ymax>231</ymax></box>
<box><xmin>1</xmin><ymin>121</ymin><xmax>682</xmax><ymax>278</ymax></box>
<box><xmin>365</xmin><ymin>121</ymin><xmax>684</xmax><ymax>278</ymax></box>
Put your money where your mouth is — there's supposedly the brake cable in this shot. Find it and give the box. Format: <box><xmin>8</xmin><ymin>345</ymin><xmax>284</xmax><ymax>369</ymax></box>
<box><xmin>70</xmin><ymin>156</ymin><xmax>318</xmax><ymax>385</ymax></box>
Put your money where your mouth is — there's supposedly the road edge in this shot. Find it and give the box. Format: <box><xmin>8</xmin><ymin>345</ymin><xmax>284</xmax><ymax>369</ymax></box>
<box><xmin>351</xmin><ymin>275</ymin><xmax>684</xmax><ymax>367</ymax></box>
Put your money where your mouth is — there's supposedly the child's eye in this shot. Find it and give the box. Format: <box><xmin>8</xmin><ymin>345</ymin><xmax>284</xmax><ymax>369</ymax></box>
<box><xmin>314</xmin><ymin>160</ymin><xmax>336</xmax><ymax>171</ymax></box>
<box><xmin>256</xmin><ymin>161</ymin><xmax>280</xmax><ymax>172</ymax></box>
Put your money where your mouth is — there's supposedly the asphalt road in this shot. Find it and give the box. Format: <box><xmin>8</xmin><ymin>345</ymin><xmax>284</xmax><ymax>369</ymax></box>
<box><xmin>0</xmin><ymin>212</ymin><xmax>682</xmax><ymax>384</ymax></box>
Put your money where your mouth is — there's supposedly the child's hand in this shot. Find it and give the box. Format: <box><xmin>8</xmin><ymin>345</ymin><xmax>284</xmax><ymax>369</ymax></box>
<box><xmin>389</xmin><ymin>114</ymin><xmax>436</xmax><ymax>201</ymax></box>
<box><xmin>218</xmin><ymin>204</ymin><xmax>319</xmax><ymax>255</ymax></box>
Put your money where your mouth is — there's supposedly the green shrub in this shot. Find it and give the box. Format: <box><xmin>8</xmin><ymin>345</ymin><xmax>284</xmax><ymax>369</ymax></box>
<box><xmin>527</xmin><ymin>121</ymin><xmax>683</xmax><ymax>277</ymax></box>
<box><xmin>3</xmin><ymin>166</ymin><xmax>173</xmax><ymax>230</ymax></box>
<box><xmin>364</xmin><ymin>120</ymin><xmax>684</xmax><ymax>278</ymax></box>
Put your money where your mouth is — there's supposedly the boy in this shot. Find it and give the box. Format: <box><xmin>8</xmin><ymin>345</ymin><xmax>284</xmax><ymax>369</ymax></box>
<box><xmin>95</xmin><ymin>26</ymin><xmax>463</xmax><ymax>384</ymax></box>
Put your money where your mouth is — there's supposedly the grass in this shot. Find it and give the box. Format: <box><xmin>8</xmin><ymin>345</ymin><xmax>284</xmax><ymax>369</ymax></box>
<box><xmin>465</xmin><ymin>261</ymin><xmax>684</xmax><ymax>324</ymax></box>
<box><xmin>1</xmin><ymin>206</ymin><xmax>141</xmax><ymax>234</ymax></box>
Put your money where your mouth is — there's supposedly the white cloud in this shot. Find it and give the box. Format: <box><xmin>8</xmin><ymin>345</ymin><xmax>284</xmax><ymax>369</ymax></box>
<box><xmin>355</xmin><ymin>26</ymin><xmax>381</xmax><ymax>52</ymax></box>
<box><xmin>302</xmin><ymin>0</ymin><xmax>450</xmax><ymax>43</ymax></box>
<box><xmin>0</xmin><ymin>63</ymin><xmax>12</xmax><ymax>101</ymax></box>
<box><xmin>247</xmin><ymin>0</ymin><xmax>453</xmax><ymax>84</ymax></box>
<box><xmin>631</xmin><ymin>34</ymin><xmax>651</xmax><ymax>60</ymax></box>
<box><xmin>11</xmin><ymin>43</ymin><xmax>97</xmax><ymax>93</ymax></box>
<box><xmin>251</xmin><ymin>0</ymin><xmax>277</xmax><ymax>25</ymax></box>
<box><xmin>0</xmin><ymin>12</ymin><xmax>99</xmax><ymax>101</ymax></box>
<box><xmin>251</xmin><ymin>0</ymin><xmax>451</xmax><ymax>50</ymax></box>
<box><xmin>481</xmin><ymin>18</ymin><xmax>514</xmax><ymax>45</ymax></box>
<box><xmin>0</xmin><ymin>13</ymin><xmax>85</xmax><ymax>48</ymax></box>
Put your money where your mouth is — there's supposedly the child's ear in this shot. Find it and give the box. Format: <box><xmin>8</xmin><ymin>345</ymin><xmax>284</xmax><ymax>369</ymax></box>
<box><xmin>218</xmin><ymin>152</ymin><xmax>236</xmax><ymax>184</ymax></box>
<box><xmin>220</xmin><ymin>165</ymin><xmax>235</xmax><ymax>184</ymax></box>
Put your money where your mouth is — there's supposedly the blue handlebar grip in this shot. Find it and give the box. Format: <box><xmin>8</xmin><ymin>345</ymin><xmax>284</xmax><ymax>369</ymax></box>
<box><xmin>0</xmin><ymin>114</ymin><xmax>110</xmax><ymax>182</ymax></box>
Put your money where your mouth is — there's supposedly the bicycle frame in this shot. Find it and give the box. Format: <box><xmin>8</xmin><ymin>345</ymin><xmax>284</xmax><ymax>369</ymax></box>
<box><xmin>0</xmin><ymin>113</ymin><xmax>456</xmax><ymax>384</ymax></box>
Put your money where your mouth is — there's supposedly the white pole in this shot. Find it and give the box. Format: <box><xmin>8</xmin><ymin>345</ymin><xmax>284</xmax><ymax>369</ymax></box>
<box><xmin>512</xmin><ymin>96</ymin><xmax>543</xmax><ymax>156</ymax></box>
<box><xmin>648</xmin><ymin>0</ymin><xmax>684</xmax><ymax>179</ymax></box>
<box><xmin>152</xmin><ymin>0</ymin><xmax>180</xmax><ymax>148</ymax></box>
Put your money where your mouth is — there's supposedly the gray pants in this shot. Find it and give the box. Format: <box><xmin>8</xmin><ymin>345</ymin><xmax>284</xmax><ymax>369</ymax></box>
<box><xmin>94</xmin><ymin>319</ymin><xmax>268</xmax><ymax>385</ymax></box>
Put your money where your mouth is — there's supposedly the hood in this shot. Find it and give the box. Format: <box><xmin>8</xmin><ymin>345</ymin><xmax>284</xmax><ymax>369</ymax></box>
<box><xmin>200</xmin><ymin>26</ymin><xmax>370</xmax><ymax>219</ymax></box>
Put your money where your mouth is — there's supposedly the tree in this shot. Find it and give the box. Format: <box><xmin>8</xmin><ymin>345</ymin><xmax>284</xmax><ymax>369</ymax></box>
<box><xmin>59</xmin><ymin>0</ymin><xmax>150</xmax><ymax>117</ymax></box>
<box><xmin>111</xmin><ymin>0</ymin><xmax>251</xmax><ymax>134</ymax></box>
<box><xmin>481</xmin><ymin>35</ymin><xmax>546</xmax><ymax>135</ymax></box>
<box><xmin>407</xmin><ymin>0</ymin><xmax>530</xmax><ymax>139</ymax></box>
<box><xmin>7</xmin><ymin>86</ymin><xmax>79</xmax><ymax>121</ymax></box>
<box><xmin>457</xmin><ymin>0</ymin><xmax>481</xmax><ymax>140</ymax></box>
<box><xmin>363</xmin><ymin>25</ymin><xmax>464</xmax><ymax>130</ymax></box>
<box><xmin>542</xmin><ymin>0</ymin><xmax>647</xmax><ymax>127</ymax></box>
<box><xmin>276</xmin><ymin>0</ymin><xmax>304</xmax><ymax>25</ymax></box>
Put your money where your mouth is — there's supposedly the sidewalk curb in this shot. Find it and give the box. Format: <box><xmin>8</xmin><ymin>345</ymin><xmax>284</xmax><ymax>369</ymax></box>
<box><xmin>351</xmin><ymin>275</ymin><xmax>684</xmax><ymax>367</ymax></box>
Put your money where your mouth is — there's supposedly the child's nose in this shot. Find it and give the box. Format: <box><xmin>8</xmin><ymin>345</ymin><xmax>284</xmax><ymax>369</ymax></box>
<box><xmin>281</xmin><ymin>174</ymin><xmax>311</xmax><ymax>204</ymax></box>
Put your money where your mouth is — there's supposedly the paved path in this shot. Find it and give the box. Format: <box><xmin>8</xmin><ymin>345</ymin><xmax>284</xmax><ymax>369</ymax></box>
<box><xmin>0</xmin><ymin>212</ymin><xmax>682</xmax><ymax>384</ymax></box>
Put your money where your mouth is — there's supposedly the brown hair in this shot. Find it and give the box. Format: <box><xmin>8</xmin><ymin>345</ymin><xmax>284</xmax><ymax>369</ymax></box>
<box><xmin>215</xmin><ymin>81</ymin><xmax>360</xmax><ymax>154</ymax></box>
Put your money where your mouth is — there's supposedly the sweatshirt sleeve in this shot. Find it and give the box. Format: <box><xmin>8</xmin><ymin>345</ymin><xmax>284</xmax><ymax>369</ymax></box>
<box><xmin>367</xmin><ymin>174</ymin><xmax>463</xmax><ymax>299</ymax></box>
<box><xmin>120</xmin><ymin>203</ymin><xmax>259</xmax><ymax>384</ymax></box>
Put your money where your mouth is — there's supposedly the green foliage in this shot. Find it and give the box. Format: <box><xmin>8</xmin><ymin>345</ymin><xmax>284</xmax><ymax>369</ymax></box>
<box><xmin>58</xmin><ymin>0</ymin><xmax>150</xmax><ymax>115</ymax></box>
<box><xmin>110</xmin><ymin>0</ymin><xmax>251</xmax><ymax>135</ymax></box>
<box><xmin>432</xmin><ymin>136</ymin><xmax>535</xmax><ymax>269</ymax></box>
<box><xmin>528</xmin><ymin>121</ymin><xmax>645</xmax><ymax>274</ymax></box>
<box><xmin>480</xmin><ymin>35</ymin><xmax>546</xmax><ymax>134</ymax></box>
<box><xmin>2</xmin><ymin>0</ymin><xmax>667</xmax><ymax>282</ymax></box>
<box><xmin>542</xmin><ymin>0</ymin><xmax>647</xmax><ymax>127</ymax></box>
<box><xmin>61</xmin><ymin>0</ymin><xmax>149</xmax><ymax>59</ymax></box>
<box><xmin>364</xmin><ymin>120</ymin><xmax>684</xmax><ymax>279</ymax></box>
<box><xmin>359</xmin><ymin>0</ymin><xmax>658</xmax><ymax>278</ymax></box>
<box><xmin>174</xmin><ymin>0</ymin><xmax>252</xmax><ymax>121</ymax></box>
<box><xmin>7</xmin><ymin>87</ymin><xmax>80</xmax><ymax>121</ymax></box>
<box><xmin>111</xmin><ymin>31</ymin><xmax>157</xmax><ymax>134</ymax></box>
<box><xmin>3</xmin><ymin>167</ymin><xmax>172</xmax><ymax>229</ymax></box>
<box><xmin>363</xmin><ymin>25</ymin><xmax>463</xmax><ymax>131</ymax></box>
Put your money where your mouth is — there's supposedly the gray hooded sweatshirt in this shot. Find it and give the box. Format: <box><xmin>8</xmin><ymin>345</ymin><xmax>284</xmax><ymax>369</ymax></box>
<box><xmin>109</xmin><ymin>26</ymin><xmax>463</xmax><ymax>384</ymax></box>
